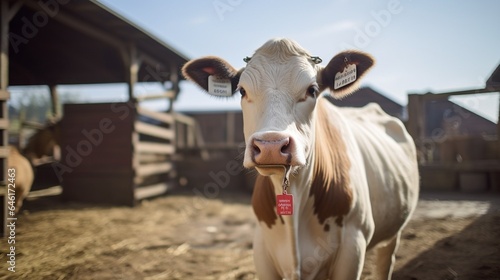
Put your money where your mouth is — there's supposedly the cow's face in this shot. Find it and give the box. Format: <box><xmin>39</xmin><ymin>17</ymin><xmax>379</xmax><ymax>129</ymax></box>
<box><xmin>237</xmin><ymin>46</ymin><xmax>319</xmax><ymax>170</ymax></box>
<box><xmin>182</xmin><ymin>38</ymin><xmax>374</xmax><ymax>174</ymax></box>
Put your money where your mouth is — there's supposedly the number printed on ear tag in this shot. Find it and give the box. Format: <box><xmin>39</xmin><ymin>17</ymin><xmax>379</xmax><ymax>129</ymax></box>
<box><xmin>276</xmin><ymin>194</ymin><xmax>293</xmax><ymax>215</ymax></box>
<box><xmin>208</xmin><ymin>75</ymin><xmax>232</xmax><ymax>97</ymax></box>
<box><xmin>334</xmin><ymin>64</ymin><xmax>357</xmax><ymax>90</ymax></box>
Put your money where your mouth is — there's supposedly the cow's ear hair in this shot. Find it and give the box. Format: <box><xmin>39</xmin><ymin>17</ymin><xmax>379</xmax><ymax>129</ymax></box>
<box><xmin>182</xmin><ymin>56</ymin><xmax>242</xmax><ymax>96</ymax></box>
<box><xmin>317</xmin><ymin>50</ymin><xmax>374</xmax><ymax>98</ymax></box>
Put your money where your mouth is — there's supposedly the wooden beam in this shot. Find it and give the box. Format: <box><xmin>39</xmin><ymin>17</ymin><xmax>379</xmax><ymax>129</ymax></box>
<box><xmin>0</xmin><ymin>90</ymin><xmax>9</xmax><ymax>99</ymax></box>
<box><xmin>134</xmin><ymin>182</ymin><xmax>169</xmax><ymax>200</ymax></box>
<box><xmin>6</xmin><ymin>0</ymin><xmax>25</xmax><ymax>22</ymax></box>
<box><xmin>135</xmin><ymin>162</ymin><xmax>172</xmax><ymax>177</ymax></box>
<box><xmin>408</xmin><ymin>88</ymin><xmax>496</xmax><ymax>101</ymax></box>
<box><xmin>0</xmin><ymin>1</ymin><xmax>10</xmax><ymax>90</ymax></box>
<box><xmin>135</xmin><ymin>121</ymin><xmax>174</xmax><ymax>140</ymax></box>
<box><xmin>498</xmin><ymin>96</ymin><xmax>500</xmax><ymax>160</ymax></box>
<box><xmin>139</xmin><ymin>53</ymin><xmax>170</xmax><ymax>79</ymax></box>
<box><xmin>136</xmin><ymin>142</ymin><xmax>175</xmax><ymax>155</ymax></box>
<box><xmin>136</xmin><ymin>153</ymin><xmax>168</xmax><ymax>163</ymax></box>
<box><xmin>49</xmin><ymin>84</ymin><xmax>60</xmax><ymax>117</ymax></box>
<box><xmin>0</xmin><ymin>146</ymin><xmax>9</xmax><ymax>158</ymax></box>
<box><xmin>23</xmin><ymin>1</ymin><xmax>125</xmax><ymax>52</ymax></box>
<box><xmin>127</xmin><ymin>43</ymin><xmax>139</xmax><ymax>102</ymax></box>
<box><xmin>137</xmin><ymin>107</ymin><xmax>174</xmax><ymax>124</ymax></box>
<box><xmin>172</xmin><ymin>112</ymin><xmax>196</xmax><ymax>126</ymax></box>
<box><xmin>135</xmin><ymin>90</ymin><xmax>175</xmax><ymax>102</ymax></box>
<box><xmin>0</xmin><ymin>0</ymin><xmax>13</xmax><ymax>239</ymax></box>
<box><xmin>407</xmin><ymin>94</ymin><xmax>420</xmax><ymax>140</ymax></box>
<box><xmin>0</xmin><ymin>119</ymin><xmax>8</xmax><ymax>130</ymax></box>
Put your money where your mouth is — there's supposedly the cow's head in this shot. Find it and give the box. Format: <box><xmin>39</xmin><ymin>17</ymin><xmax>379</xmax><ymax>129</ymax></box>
<box><xmin>182</xmin><ymin>38</ymin><xmax>374</xmax><ymax>175</ymax></box>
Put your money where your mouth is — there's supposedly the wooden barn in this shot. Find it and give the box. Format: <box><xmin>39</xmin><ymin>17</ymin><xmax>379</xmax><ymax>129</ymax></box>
<box><xmin>0</xmin><ymin>0</ymin><xmax>193</xmax><ymax>235</ymax></box>
<box><xmin>408</xmin><ymin>64</ymin><xmax>500</xmax><ymax>192</ymax></box>
<box><xmin>326</xmin><ymin>87</ymin><xmax>406</xmax><ymax>120</ymax></box>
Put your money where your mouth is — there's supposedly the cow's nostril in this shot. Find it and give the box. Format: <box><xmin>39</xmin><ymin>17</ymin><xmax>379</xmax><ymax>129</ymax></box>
<box><xmin>253</xmin><ymin>143</ymin><xmax>261</xmax><ymax>154</ymax></box>
<box><xmin>281</xmin><ymin>142</ymin><xmax>289</xmax><ymax>153</ymax></box>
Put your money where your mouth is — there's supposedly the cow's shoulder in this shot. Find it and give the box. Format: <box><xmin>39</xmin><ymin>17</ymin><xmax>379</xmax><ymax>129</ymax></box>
<box><xmin>311</xmin><ymin>99</ymin><xmax>353</xmax><ymax>227</ymax></box>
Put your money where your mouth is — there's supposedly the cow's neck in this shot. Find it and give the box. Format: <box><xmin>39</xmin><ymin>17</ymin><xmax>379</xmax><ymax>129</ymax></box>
<box><xmin>252</xmin><ymin>100</ymin><xmax>353</xmax><ymax>227</ymax></box>
<box><xmin>262</xmin><ymin>163</ymin><xmax>314</xmax><ymax>276</ymax></box>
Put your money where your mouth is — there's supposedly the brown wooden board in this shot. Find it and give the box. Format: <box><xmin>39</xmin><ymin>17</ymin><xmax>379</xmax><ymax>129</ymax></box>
<box><xmin>61</xmin><ymin>103</ymin><xmax>136</xmax><ymax>205</ymax></box>
<box><xmin>62</xmin><ymin>172</ymin><xmax>135</xmax><ymax>206</ymax></box>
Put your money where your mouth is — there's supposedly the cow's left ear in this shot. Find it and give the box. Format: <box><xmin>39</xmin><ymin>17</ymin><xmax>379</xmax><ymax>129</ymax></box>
<box><xmin>317</xmin><ymin>50</ymin><xmax>375</xmax><ymax>98</ymax></box>
<box><xmin>182</xmin><ymin>56</ymin><xmax>242</xmax><ymax>97</ymax></box>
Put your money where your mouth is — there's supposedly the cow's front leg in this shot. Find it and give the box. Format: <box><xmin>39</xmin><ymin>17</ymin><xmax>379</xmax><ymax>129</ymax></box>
<box><xmin>329</xmin><ymin>228</ymin><xmax>368</xmax><ymax>280</ymax></box>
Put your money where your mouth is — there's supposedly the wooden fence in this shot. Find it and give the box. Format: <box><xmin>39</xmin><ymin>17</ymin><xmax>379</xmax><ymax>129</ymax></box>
<box><xmin>407</xmin><ymin>93</ymin><xmax>500</xmax><ymax>191</ymax></box>
<box><xmin>60</xmin><ymin>102</ymin><xmax>198</xmax><ymax>206</ymax></box>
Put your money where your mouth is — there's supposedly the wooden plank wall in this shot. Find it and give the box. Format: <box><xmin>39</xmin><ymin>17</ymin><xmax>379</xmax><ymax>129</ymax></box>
<box><xmin>134</xmin><ymin>107</ymin><xmax>175</xmax><ymax>200</ymax></box>
<box><xmin>60</xmin><ymin>103</ymin><xmax>179</xmax><ymax>206</ymax></box>
<box><xmin>60</xmin><ymin>103</ymin><xmax>135</xmax><ymax>205</ymax></box>
<box><xmin>184</xmin><ymin>111</ymin><xmax>244</xmax><ymax>149</ymax></box>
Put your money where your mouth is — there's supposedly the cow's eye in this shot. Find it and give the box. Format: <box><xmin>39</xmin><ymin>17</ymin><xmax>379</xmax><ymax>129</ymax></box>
<box><xmin>239</xmin><ymin>87</ymin><xmax>247</xmax><ymax>97</ymax></box>
<box><xmin>306</xmin><ymin>85</ymin><xmax>318</xmax><ymax>98</ymax></box>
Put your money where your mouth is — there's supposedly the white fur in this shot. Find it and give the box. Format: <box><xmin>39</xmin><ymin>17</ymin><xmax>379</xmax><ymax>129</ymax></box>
<box><xmin>183</xmin><ymin>38</ymin><xmax>419</xmax><ymax>280</ymax></box>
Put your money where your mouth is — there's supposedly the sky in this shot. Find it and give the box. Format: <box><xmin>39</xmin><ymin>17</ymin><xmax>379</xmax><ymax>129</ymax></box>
<box><xmin>11</xmin><ymin>0</ymin><xmax>500</xmax><ymax>122</ymax></box>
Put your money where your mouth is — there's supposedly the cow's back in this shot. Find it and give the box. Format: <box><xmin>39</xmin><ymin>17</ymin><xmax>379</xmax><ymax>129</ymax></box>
<box><xmin>339</xmin><ymin>103</ymin><xmax>419</xmax><ymax>248</ymax></box>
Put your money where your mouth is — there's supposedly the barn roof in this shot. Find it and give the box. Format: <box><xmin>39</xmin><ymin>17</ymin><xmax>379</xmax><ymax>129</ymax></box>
<box><xmin>7</xmin><ymin>0</ymin><xmax>188</xmax><ymax>86</ymax></box>
<box><xmin>424</xmin><ymin>98</ymin><xmax>497</xmax><ymax>138</ymax></box>
<box><xmin>486</xmin><ymin>63</ymin><xmax>500</xmax><ymax>90</ymax></box>
<box><xmin>326</xmin><ymin>87</ymin><xmax>405</xmax><ymax>119</ymax></box>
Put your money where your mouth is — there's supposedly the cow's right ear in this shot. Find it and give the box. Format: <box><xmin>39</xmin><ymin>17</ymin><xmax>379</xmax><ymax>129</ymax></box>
<box><xmin>182</xmin><ymin>56</ymin><xmax>242</xmax><ymax>97</ymax></box>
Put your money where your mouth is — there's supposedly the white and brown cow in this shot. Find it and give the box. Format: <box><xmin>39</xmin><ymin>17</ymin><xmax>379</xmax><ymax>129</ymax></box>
<box><xmin>183</xmin><ymin>38</ymin><xmax>419</xmax><ymax>280</ymax></box>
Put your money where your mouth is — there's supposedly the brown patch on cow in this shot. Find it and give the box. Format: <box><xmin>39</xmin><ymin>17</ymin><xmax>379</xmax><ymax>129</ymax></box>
<box><xmin>23</xmin><ymin>120</ymin><xmax>61</xmax><ymax>161</ymax></box>
<box><xmin>323</xmin><ymin>223</ymin><xmax>330</xmax><ymax>232</ymax></box>
<box><xmin>310</xmin><ymin>101</ymin><xmax>353</xmax><ymax>227</ymax></box>
<box><xmin>252</xmin><ymin>174</ymin><xmax>278</xmax><ymax>228</ymax></box>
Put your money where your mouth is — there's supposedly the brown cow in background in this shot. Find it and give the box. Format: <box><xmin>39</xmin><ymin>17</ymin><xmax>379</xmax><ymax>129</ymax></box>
<box><xmin>8</xmin><ymin>146</ymin><xmax>34</xmax><ymax>213</ymax></box>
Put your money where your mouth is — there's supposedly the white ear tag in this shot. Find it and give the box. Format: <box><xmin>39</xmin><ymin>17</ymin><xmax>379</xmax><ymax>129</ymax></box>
<box><xmin>334</xmin><ymin>64</ymin><xmax>357</xmax><ymax>90</ymax></box>
<box><xmin>208</xmin><ymin>75</ymin><xmax>232</xmax><ymax>97</ymax></box>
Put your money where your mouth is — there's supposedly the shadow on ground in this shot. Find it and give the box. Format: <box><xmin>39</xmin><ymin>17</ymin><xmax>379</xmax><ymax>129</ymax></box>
<box><xmin>393</xmin><ymin>196</ymin><xmax>500</xmax><ymax>280</ymax></box>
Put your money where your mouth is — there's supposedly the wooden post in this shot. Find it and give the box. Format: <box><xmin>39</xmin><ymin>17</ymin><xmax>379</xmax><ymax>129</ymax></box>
<box><xmin>408</xmin><ymin>93</ymin><xmax>427</xmax><ymax>163</ymax></box>
<box><xmin>0</xmin><ymin>1</ymin><xmax>10</xmax><ymax>238</ymax></box>
<box><xmin>0</xmin><ymin>0</ymin><xmax>21</xmax><ymax>237</ymax></box>
<box><xmin>167</xmin><ymin>64</ymin><xmax>179</xmax><ymax>113</ymax></box>
<box><xmin>127</xmin><ymin>44</ymin><xmax>139</xmax><ymax>102</ymax></box>
<box><xmin>497</xmin><ymin>96</ymin><xmax>500</xmax><ymax>160</ymax></box>
<box><xmin>49</xmin><ymin>84</ymin><xmax>60</xmax><ymax>118</ymax></box>
<box><xmin>407</xmin><ymin>94</ymin><xmax>421</xmax><ymax>141</ymax></box>
<box><xmin>125</xmin><ymin>43</ymin><xmax>140</xmax><ymax>204</ymax></box>
<box><xmin>226</xmin><ymin>111</ymin><xmax>235</xmax><ymax>146</ymax></box>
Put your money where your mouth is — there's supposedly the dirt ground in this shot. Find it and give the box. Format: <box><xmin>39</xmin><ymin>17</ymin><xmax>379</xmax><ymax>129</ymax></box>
<box><xmin>1</xmin><ymin>188</ymin><xmax>499</xmax><ymax>280</ymax></box>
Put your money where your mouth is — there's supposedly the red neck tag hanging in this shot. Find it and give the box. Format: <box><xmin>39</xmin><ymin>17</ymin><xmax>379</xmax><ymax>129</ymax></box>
<box><xmin>276</xmin><ymin>193</ymin><xmax>293</xmax><ymax>215</ymax></box>
<box><xmin>276</xmin><ymin>168</ymin><xmax>293</xmax><ymax>215</ymax></box>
